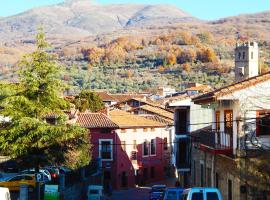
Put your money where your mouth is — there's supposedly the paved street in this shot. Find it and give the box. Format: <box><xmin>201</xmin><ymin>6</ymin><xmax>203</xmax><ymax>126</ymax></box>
<box><xmin>105</xmin><ymin>187</ymin><xmax>151</xmax><ymax>200</ymax></box>
<box><xmin>106</xmin><ymin>178</ymin><xmax>177</xmax><ymax>200</ymax></box>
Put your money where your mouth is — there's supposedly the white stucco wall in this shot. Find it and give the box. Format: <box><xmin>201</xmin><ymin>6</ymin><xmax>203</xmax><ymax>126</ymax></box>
<box><xmin>213</xmin><ymin>79</ymin><xmax>270</xmax><ymax>153</ymax></box>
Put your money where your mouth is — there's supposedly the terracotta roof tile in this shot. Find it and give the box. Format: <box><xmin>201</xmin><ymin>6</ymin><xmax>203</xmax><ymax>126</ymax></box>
<box><xmin>110</xmin><ymin>94</ymin><xmax>145</xmax><ymax>102</ymax></box>
<box><xmin>95</xmin><ymin>91</ymin><xmax>117</xmax><ymax>102</ymax></box>
<box><xmin>134</xmin><ymin>105</ymin><xmax>174</xmax><ymax>120</ymax></box>
<box><xmin>193</xmin><ymin>72</ymin><xmax>270</xmax><ymax>103</ymax></box>
<box><xmin>76</xmin><ymin>113</ymin><xmax>118</xmax><ymax>128</ymax></box>
<box><xmin>143</xmin><ymin>115</ymin><xmax>174</xmax><ymax>126</ymax></box>
<box><xmin>109</xmin><ymin>110</ymin><xmax>165</xmax><ymax>128</ymax></box>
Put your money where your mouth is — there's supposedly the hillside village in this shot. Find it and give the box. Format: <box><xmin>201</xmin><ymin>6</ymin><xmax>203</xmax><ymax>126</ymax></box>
<box><xmin>0</xmin><ymin>1</ymin><xmax>270</xmax><ymax>200</ymax></box>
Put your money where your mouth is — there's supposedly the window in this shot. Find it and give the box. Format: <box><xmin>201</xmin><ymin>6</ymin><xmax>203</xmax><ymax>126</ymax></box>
<box><xmin>256</xmin><ymin>112</ymin><xmax>270</xmax><ymax>136</ymax></box>
<box><xmin>121</xmin><ymin>141</ymin><xmax>126</xmax><ymax>151</ymax></box>
<box><xmin>242</xmin><ymin>51</ymin><xmax>245</xmax><ymax>59</ymax></box>
<box><xmin>133</xmin><ymin>101</ymin><xmax>140</xmax><ymax>107</ymax></box>
<box><xmin>164</xmin><ymin>137</ymin><xmax>168</xmax><ymax>150</ymax></box>
<box><xmin>150</xmin><ymin>167</ymin><xmax>155</xmax><ymax>178</ymax></box>
<box><xmin>251</xmin><ymin>52</ymin><xmax>254</xmax><ymax>59</ymax></box>
<box><xmin>215</xmin><ymin>173</ymin><xmax>219</xmax><ymax>188</ymax></box>
<box><xmin>133</xmin><ymin>140</ymin><xmax>137</xmax><ymax>149</ymax></box>
<box><xmin>206</xmin><ymin>192</ymin><xmax>219</xmax><ymax>200</ymax></box>
<box><xmin>150</xmin><ymin>139</ymin><xmax>156</xmax><ymax>155</ymax></box>
<box><xmin>176</xmin><ymin>109</ymin><xmax>188</xmax><ymax>134</ymax></box>
<box><xmin>200</xmin><ymin>163</ymin><xmax>204</xmax><ymax>187</ymax></box>
<box><xmin>228</xmin><ymin>179</ymin><xmax>232</xmax><ymax>200</ymax></box>
<box><xmin>224</xmin><ymin>110</ymin><xmax>233</xmax><ymax>135</ymax></box>
<box><xmin>10</xmin><ymin>176</ymin><xmax>24</xmax><ymax>181</ymax></box>
<box><xmin>130</xmin><ymin>151</ymin><xmax>137</xmax><ymax>160</ymax></box>
<box><xmin>89</xmin><ymin>190</ymin><xmax>99</xmax><ymax>194</ymax></box>
<box><xmin>238</xmin><ymin>52</ymin><xmax>241</xmax><ymax>60</ymax></box>
<box><xmin>99</xmin><ymin>140</ymin><xmax>113</xmax><ymax>160</ymax></box>
<box><xmin>215</xmin><ymin>111</ymin><xmax>220</xmax><ymax>132</ymax></box>
<box><xmin>24</xmin><ymin>175</ymin><xmax>33</xmax><ymax>180</ymax></box>
<box><xmin>191</xmin><ymin>192</ymin><xmax>203</xmax><ymax>200</ymax></box>
<box><xmin>143</xmin><ymin>140</ymin><xmax>149</xmax><ymax>156</ymax></box>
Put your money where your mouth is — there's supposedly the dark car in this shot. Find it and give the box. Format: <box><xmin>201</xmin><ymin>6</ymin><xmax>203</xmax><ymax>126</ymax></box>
<box><xmin>149</xmin><ymin>185</ymin><xmax>166</xmax><ymax>200</ymax></box>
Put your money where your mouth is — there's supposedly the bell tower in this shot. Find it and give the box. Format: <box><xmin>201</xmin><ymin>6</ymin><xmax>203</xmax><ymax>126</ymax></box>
<box><xmin>235</xmin><ymin>41</ymin><xmax>259</xmax><ymax>81</ymax></box>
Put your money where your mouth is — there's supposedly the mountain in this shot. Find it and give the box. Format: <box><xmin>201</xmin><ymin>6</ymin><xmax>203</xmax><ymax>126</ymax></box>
<box><xmin>0</xmin><ymin>0</ymin><xmax>195</xmax><ymax>42</ymax></box>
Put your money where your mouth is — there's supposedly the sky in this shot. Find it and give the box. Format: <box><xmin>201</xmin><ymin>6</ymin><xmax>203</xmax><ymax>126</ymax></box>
<box><xmin>1</xmin><ymin>0</ymin><xmax>270</xmax><ymax>20</ymax></box>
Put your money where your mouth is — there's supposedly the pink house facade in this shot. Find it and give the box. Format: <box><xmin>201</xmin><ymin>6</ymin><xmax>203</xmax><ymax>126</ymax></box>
<box><xmin>76</xmin><ymin>110</ymin><xmax>171</xmax><ymax>190</ymax></box>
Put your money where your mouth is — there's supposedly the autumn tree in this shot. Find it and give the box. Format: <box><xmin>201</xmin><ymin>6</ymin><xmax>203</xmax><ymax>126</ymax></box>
<box><xmin>183</xmin><ymin>63</ymin><xmax>191</xmax><ymax>73</ymax></box>
<box><xmin>166</xmin><ymin>53</ymin><xmax>177</xmax><ymax>66</ymax></box>
<box><xmin>87</xmin><ymin>46</ymin><xmax>105</xmax><ymax>66</ymax></box>
<box><xmin>0</xmin><ymin>30</ymin><xmax>91</xmax><ymax>170</ymax></box>
<box><xmin>177</xmin><ymin>48</ymin><xmax>196</xmax><ymax>64</ymax></box>
<box><xmin>197</xmin><ymin>47</ymin><xmax>218</xmax><ymax>63</ymax></box>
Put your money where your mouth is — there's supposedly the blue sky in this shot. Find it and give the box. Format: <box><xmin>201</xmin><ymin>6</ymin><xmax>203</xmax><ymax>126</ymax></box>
<box><xmin>1</xmin><ymin>0</ymin><xmax>270</xmax><ymax>20</ymax></box>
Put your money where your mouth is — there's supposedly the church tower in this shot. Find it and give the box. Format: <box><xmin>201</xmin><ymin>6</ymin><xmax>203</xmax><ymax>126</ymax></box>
<box><xmin>235</xmin><ymin>41</ymin><xmax>259</xmax><ymax>81</ymax></box>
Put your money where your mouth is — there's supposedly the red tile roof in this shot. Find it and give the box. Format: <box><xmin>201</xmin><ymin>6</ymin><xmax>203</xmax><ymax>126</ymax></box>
<box><xmin>95</xmin><ymin>91</ymin><xmax>117</xmax><ymax>102</ymax></box>
<box><xmin>110</xmin><ymin>94</ymin><xmax>145</xmax><ymax>102</ymax></box>
<box><xmin>109</xmin><ymin>110</ymin><xmax>166</xmax><ymax>128</ymax></box>
<box><xmin>193</xmin><ymin>72</ymin><xmax>270</xmax><ymax>103</ymax></box>
<box><xmin>133</xmin><ymin>105</ymin><xmax>174</xmax><ymax>120</ymax></box>
<box><xmin>143</xmin><ymin>115</ymin><xmax>174</xmax><ymax>126</ymax></box>
<box><xmin>76</xmin><ymin>113</ymin><xmax>118</xmax><ymax>128</ymax></box>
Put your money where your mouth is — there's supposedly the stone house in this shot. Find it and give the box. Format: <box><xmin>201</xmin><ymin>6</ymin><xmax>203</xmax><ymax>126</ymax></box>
<box><xmin>192</xmin><ymin>71</ymin><xmax>270</xmax><ymax>200</ymax></box>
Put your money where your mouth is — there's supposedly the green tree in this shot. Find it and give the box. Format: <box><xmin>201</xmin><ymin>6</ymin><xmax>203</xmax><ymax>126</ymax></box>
<box><xmin>0</xmin><ymin>29</ymin><xmax>91</xmax><ymax>170</ymax></box>
<box><xmin>75</xmin><ymin>90</ymin><xmax>105</xmax><ymax>112</ymax></box>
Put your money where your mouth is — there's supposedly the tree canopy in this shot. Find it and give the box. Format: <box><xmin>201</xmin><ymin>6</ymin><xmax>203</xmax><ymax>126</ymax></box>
<box><xmin>0</xmin><ymin>30</ymin><xmax>91</xmax><ymax>169</ymax></box>
<box><xmin>74</xmin><ymin>90</ymin><xmax>105</xmax><ymax>112</ymax></box>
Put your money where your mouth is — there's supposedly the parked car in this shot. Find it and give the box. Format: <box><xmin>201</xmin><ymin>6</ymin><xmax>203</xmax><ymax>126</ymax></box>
<box><xmin>0</xmin><ymin>174</ymin><xmax>43</xmax><ymax>192</ymax></box>
<box><xmin>181</xmin><ymin>188</ymin><xmax>223</xmax><ymax>200</ymax></box>
<box><xmin>87</xmin><ymin>185</ymin><xmax>104</xmax><ymax>200</ymax></box>
<box><xmin>1</xmin><ymin>161</ymin><xmax>19</xmax><ymax>173</ymax></box>
<box><xmin>163</xmin><ymin>188</ymin><xmax>184</xmax><ymax>200</ymax></box>
<box><xmin>0</xmin><ymin>187</ymin><xmax>10</xmax><ymax>200</ymax></box>
<box><xmin>20</xmin><ymin>169</ymin><xmax>51</xmax><ymax>183</ymax></box>
<box><xmin>44</xmin><ymin>167</ymin><xmax>59</xmax><ymax>183</ymax></box>
<box><xmin>149</xmin><ymin>185</ymin><xmax>166</xmax><ymax>200</ymax></box>
<box><xmin>45</xmin><ymin>166</ymin><xmax>71</xmax><ymax>174</ymax></box>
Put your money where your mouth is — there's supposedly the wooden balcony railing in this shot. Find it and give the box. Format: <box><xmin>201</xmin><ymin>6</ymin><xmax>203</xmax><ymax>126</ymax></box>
<box><xmin>193</xmin><ymin>129</ymin><xmax>233</xmax><ymax>155</ymax></box>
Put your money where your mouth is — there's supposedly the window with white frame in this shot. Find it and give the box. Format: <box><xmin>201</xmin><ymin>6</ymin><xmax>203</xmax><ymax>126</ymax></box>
<box><xmin>143</xmin><ymin>140</ymin><xmax>149</xmax><ymax>156</ymax></box>
<box><xmin>99</xmin><ymin>139</ymin><xmax>113</xmax><ymax>160</ymax></box>
<box><xmin>150</xmin><ymin>139</ymin><xmax>156</xmax><ymax>155</ymax></box>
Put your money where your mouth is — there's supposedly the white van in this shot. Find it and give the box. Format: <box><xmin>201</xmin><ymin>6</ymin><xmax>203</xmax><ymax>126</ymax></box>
<box><xmin>181</xmin><ymin>188</ymin><xmax>223</xmax><ymax>200</ymax></box>
<box><xmin>87</xmin><ymin>185</ymin><xmax>104</xmax><ymax>200</ymax></box>
<box><xmin>0</xmin><ymin>187</ymin><xmax>11</xmax><ymax>200</ymax></box>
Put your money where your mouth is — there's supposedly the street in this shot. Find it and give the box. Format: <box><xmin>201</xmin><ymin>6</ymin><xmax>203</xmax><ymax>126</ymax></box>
<box><xmin>106</xmin><ymin>178</ymin><xmax>177</xmax><ymax>200</ymax></box>
<box><xmin>106</xmin><ymin>187</ymin><xmax>151</xmax><ymax>200</ymax></box>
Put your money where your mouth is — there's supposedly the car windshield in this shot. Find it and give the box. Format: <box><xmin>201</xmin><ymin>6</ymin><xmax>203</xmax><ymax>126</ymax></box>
<box><xmin>166</xmin><ymin>191</ymin><xmax>177</xmax><ymax>200</ymax></box>
<box><xmin>152</xmin><ymin>187</ymin><xmax>165</xmax><ymax>192</ymax></box>
<box><xmin>89</xmin><ymin>190</ymin><xmax>99</xmax><ymax>194</ymax></box>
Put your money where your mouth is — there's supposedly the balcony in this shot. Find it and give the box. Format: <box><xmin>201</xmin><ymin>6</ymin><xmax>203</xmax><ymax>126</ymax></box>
<box><xmin>193</xmin><ymin>130</ymin><xmax>233</xmax><ymax>156</ymax></box>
